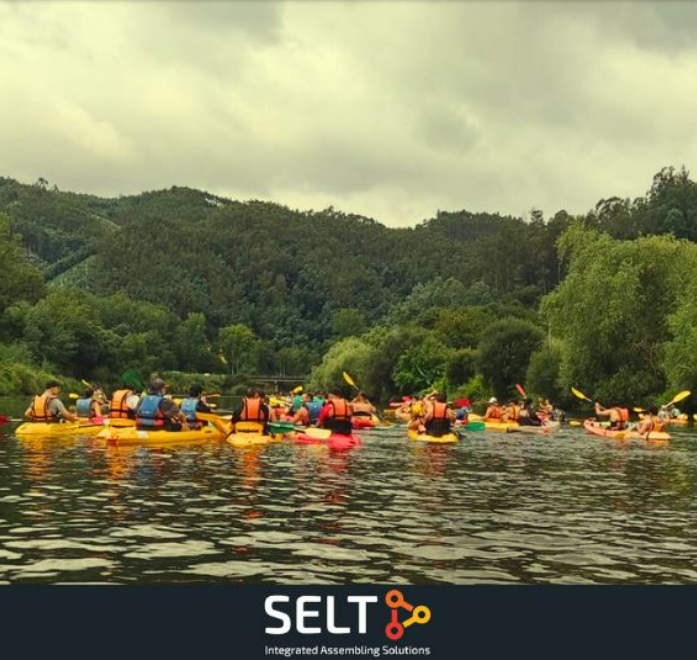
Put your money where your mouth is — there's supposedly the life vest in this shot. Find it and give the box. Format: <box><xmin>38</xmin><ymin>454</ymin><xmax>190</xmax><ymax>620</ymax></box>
<box><xmin>507</xmin><ymin>405</ymin><xmax>520</xmax><ymax>421</ymax></box>
<box><xmin>240</xmin><ymin>398</ymin><xmax>265</xmax><ymax>422</ymax></box>
<box><xmin>485</xmin><ymin>405</ymin><xmax>503</xmax><ymax>420</ymax></box>
<box><xmin>30</xmin><ymin>392</ymin><xmax>58</xmax><ymax>422</ymax></box>
<box><xmin>649</xmin><ymin>417</ymin><xmax>665</xmax><ymax>433</ymax></box>
<box><xmin>76</xmin><ymin>398</ymin><xmax>98</xmax><ymax>419</ymax></box>
<box><xmin>326</xmin><ymin>399</ymin><xmax>351</xmax><ymax>420</ymax></box>
<box><xmin>110</xmin><ymin>389</ymin><xmax>134</xmax><ymax>419</ymax></box>
<box><xmin>180</xmin><ymin>398</ymin><xmax>200</xmax><ymax>423</ymax></box>
<box><xmin>137</xmin><ymin>395</ymin><xmax>165</xmax><ymax>428</ymax></box>
<box><xmin>427</xmin><ymin>402</ymin><xmax>448</xmax><ymax>421</ymax></box>
<box><xmin>304</xmin><ymin>400</ymin><xmax>323</xmax><ymax>424</ymax></box>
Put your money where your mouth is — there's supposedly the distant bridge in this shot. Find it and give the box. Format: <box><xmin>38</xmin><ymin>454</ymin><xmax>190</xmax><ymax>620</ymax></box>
<box><xmin>247</xmin><ymin>375</ymin><xmax>307</xmax><ymax>385</ymax></box>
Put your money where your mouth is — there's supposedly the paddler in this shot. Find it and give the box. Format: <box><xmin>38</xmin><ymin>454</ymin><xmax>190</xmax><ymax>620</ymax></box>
<box><xmin>109</xmin><ymin>386</ymin><xmax>140</xmax><ymax>420</ymax></box>
<box><xmin>135</xmin><ymin>378</ymin><xmax>188</xmax><ymax>432</ymax></box>
<box><xmin>75</xmin><ymin>387</ymin><xmax>103</xmax><ymax>420</ymax></box>
<box><xmin>519</xmin><ymin>398</ymin><xmax>543</xmax><ymax>426</ymax></box>
<box><xmin>504</xmin><ymin>399</ymin><xmax>521</xmax><ymax>423</ymax></box>
<box><xmin>317</xmin><ymin>389</ymin><xmax>353</xmax><ymax>435</ymax></box>
<box><xmin>351</xmin><ymin>391</ymin><xmax>376</xmax><ymax>419</ymax></box>
<box><xmin>232</xmin><ymin>388</ymin><xmax>272</xmax><ymax>434</ymax></box>
<box><xmin>180</xmin><ymin>384</ymin><xmax>213</xmax><ymax>429</ymax></box>
<box><xmin>289</xmin><ymin>392</ymin><xmax>323</xmax><ymax>427</ymax></box>
<box><xmin>594</xmin><ymin>402</ymin><xmax>630</xmax><ymax>430</ymax></box>
<box><xmin>420</xmin><ymin>392</ymin><xmax>455</xmax><ymax>437</ymax></box>
<box><xmin>483</xmin><ymin>397</ymin><xmax>504</xmax><ymax>421</ymax></box>
<box><xmin>25</xmin><ymin>380</ymin><xmax>78</xmax><ymax>423</ymax></box>
<box><xmin>635</xmin><ymin>405</ymin><xmax>665</xmax><ymax>436</ymax></box>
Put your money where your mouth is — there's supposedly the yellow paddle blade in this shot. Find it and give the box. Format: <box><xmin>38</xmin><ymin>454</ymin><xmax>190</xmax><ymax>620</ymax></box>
<box><xmin>195</xmin><ymin>412</ymin><xmax>231</xmax><ymax>435</ymax></box>
<box><xmin>291</xmin><ymin>385</ymin><xmax>303</xmax><ymax>394</ymax></box>
<box><xmin>342</xmin><ymin>371</ymin><xmax>357</xmax><ymax>389</ymax></box>
<box><xmin>304</xmin><ymin>427</ymin><xmax>332</xmax><ymax>440</ymax></box>
<box><xmin>668</xmin><ymin>390</ymin><xmax>691</xmax><ymax>406</ymax></box>
<box><xmin>633</xmin><ymin>407</ymin><xmax>645</xmax><ymax>413</ymax></box>
<box><xmin>269</xmin><ymin>396</ymin><xmax>287</xmax><ymax>407</ymax></box>
<box><xmin>81</xmin><ymin>379</ymin><xmax>92</xmax><ymax>389</ymax></box>
<box><xmin>219</xmin><ymin>354</ymin><xmax>228</xmax><ymax>364</ymax></box>
<box><xmin>569</xmin><ymin>420</ymin><xmax>581</xmax><ymax>427</ymax></box>
<box><xmin>571</xmin><ymin>387</ymin><xmax>592</xmax><ymax>402</ymax></box>
<box><xmin>69</xmin><ymin>393</ymin><xmax>79</xmax><ymax>400</ymax></box>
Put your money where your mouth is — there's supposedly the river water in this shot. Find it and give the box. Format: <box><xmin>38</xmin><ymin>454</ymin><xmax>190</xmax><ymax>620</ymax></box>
<box><xmin>1</xmin><ymin>396</ymin><xmax>696</xmax><ymax>584</ymax></box>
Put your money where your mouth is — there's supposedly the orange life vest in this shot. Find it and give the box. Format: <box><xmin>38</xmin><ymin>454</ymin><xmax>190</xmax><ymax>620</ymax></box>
<box><xmin>649</xmin><ymin>416</ymin><xmax>665</xmax><ymax>433</ymax></box>
<box><xmin>327</xmin><ymin>399</ymin><xmax>352</xmax><ymax>420</ymax></box>
<box><xmin>428</xmin><ymin>401</ymin><xmax>448</xmax><ymax>421</ymax></box>
<box><xmin>240</xmin><ymin>398</ymin><xmax>265</xmax><ymax>422</ymax></box>
<box><xmin>485</xmin><ymin>405</ymin><xmax>503</xmax><ymax>420</ymax></box>
<box><xmin>110</xmin><ymin>389</ymin><xmax>134</xmax><ymax>419</ymax></box>
<box><xmin>507</xmin><ymin>405</ymin><xmax>520</xmax><ymax>421</ymax></box>
<box><xmin>30</xmin><ymin>392</ymin><xmax>57</xmax><ymax>422</ymax></box>
<box><xmin>352</xmin><ymin>402</ymin><xmax>373</xmax><ymax>416</ymax></box>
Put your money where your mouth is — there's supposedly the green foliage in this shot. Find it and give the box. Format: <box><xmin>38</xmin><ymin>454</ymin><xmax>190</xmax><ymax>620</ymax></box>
<box><xmin>478</xmin><ymin>318</ymin><xmax>544</xmax><ymax>400</ymax></box>
<box><xmin>445</xmin><ymin>348</ymin><xmax>478</xmax><ymax>388</ymax></box>
<box><xmin>331</xmin><ymin>308</ymin><xmax>367</xmax><ymax>338</ymax></box>
<box><xmin>392</xmin><ymin>334</ymin><xmax>450</xmax><ymax>393</ymax></box>
<box><xmin>218</xmin><ymin>324</ymin><xmax>257</xmax><ymax>375</ymax></box>
<box><xmin>308</xmin><ymin>337</ymin><xmax>374</xmax><ymax>395</ymax></box>
<box><xmin>526</xmin><ymin>340</ymin><xmax>564</xmax><ymax>402</ymax></box>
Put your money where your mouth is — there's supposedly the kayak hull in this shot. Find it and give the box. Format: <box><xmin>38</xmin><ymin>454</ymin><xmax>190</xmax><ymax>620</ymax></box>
<box><xmin>98</xmin><ymin>424</ymin><xmax>224</xmax><ymax>445</ymax></box>
<box><xmin>352</xmin><ymin>415</ymin><xmax>379</xmax><ymax>429</ymax></box>
<box><xmin>507</xmin><ymin>422</ymin><xmax>560</xmax><ymax>436</ymax></box>
<box><xmin>583</xmin><ymin>420</ymin><xmax>671</xmax><ymax>441</ymax></box>
<box><xmin>408</xmin><ymin>429</ymin><xmax>459</xmax><ymax>443</ymax></box>
<box><xmin>15</xmin><ymin>421</ymin><xmax>106</xmax><ymax>437</ymax></box>
<box><xmin>226</xmin><ymin>421</ymin><xmax>280</xmax><ymax>447</ymax></box>
<box><xmin>294</xmin><ymin>432</ymin><xmax>361</xmax><ymax>450</ymax></box>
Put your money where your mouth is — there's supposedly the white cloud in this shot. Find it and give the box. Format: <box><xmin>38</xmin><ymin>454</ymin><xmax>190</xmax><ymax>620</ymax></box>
<box><xmin>0</xmin><ymin>1</ymin><xmax>696</xmax><ymax>224</ymax></box>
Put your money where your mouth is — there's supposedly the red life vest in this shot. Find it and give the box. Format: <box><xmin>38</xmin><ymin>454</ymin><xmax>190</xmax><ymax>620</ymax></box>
<box><xmin>240</xmin><ymin>398</ymin><xmax>265</xmax><ymax>422</ymax></box>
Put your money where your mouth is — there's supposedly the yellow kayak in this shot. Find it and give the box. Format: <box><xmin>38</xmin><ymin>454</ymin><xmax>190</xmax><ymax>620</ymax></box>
<box><xmin>15</xmin><ymin>420</ymin><xmax>107</xmax><ymax>437</ymax></box>
<box><xmin>408</xmin><ymin>429</ymin><xmax>459</xmax><ymax>444</ymax></box>
<box><xmin>226</xmin><ymin>421</ymin><xmax>281</xmax><ymax>447</ymax></box>
<box><xmin>97</xmin><ymin>424</ymin><xmax>224</xmax><ymax>446</ymax></box>
<box><xmin>469</xmin><ymin>414</ymin><xmax>519</xmax><ymax>432</ymax></box>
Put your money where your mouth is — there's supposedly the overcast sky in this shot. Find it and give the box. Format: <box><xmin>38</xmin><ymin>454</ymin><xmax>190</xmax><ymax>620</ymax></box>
<box><xmin>1</xmin><ymin>1</ymin><xmax>696</xmax><ymax>226</ymax></box>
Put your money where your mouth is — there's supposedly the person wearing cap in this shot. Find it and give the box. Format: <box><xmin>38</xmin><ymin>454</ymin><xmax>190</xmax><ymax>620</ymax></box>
<box><xmin>483</xmin><ymin>397</ymin><xmax>504</xmax><ymax>421</ymax></box>
<box><xmin>136</xmin><ymin>379</ymin><xmax>188</xmax><ymax>432</ymax></box>
<box><xmin>25</xmin><ymin>380</ymin><xmax>78</xmax><ymax>423</ymax></box>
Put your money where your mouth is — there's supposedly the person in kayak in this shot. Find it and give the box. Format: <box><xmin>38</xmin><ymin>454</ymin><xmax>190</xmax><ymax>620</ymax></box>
<box><xmin>351</xmin><ymin>392</ymin><xmax>376</xmax><ymax>419</ymax></box>
<box><xmin>180</xmin><ymin>384</ymin><xmax>213</xmax><ymax>430</ymax></box>
<box><xmin>75</xmin><ymin>388</ymin><xmax>103</xmax><ymax>420</ymax></box>
<box><xmin>594</xmin><ymin>402</ymin><xmax>630</xmax><ymax>430</ymax></box>
<box><xmin>519</xmin><ymin>398</ymin><xmax>543</xmax><ymax>426</ymax></box>
<box><xmin>420</xmin><ymin>392</ymin><xmax>456</xmax><ymax>437</ymax></box>
<box><xmin>25</xmin><ymin>381</ymin><xmax>79</xmax><ymax>423</ymax></box>
<box><xmin>136</xmin><ymin>379</ymin><xmax>188</xmax><ymax>432</ymax></box>
<box><xmin>289</xmin><ymin>393</ymin><xmax>323</xmax><ymax>427</ymax></box>
<box><xmin>318</xmin><ymin>389</ymin><xmax>353</xmax><ymax>435</ymax></box>
<box><xmin>233</xmin><ymin>388</ymin><xmax>271</xmax><ymax>434</ymax></box>
<box><xmin>109</xmin><ymin>387</ymin><xmax>140</xmax><ymax>420</ymax></box>
<box><xmin>635</xmin><ymin>406</ymin><xmax>665</xmax><ymax>436</ymax></box>
<box><xmin>504</xmin><ymin>399</ymin><xmax>521</xmax><ymax>423</ymax></box>
<box><xmin>483</xmin><ymin>397</ymin><xmax>504</xmax><ymax>421</ymax></box>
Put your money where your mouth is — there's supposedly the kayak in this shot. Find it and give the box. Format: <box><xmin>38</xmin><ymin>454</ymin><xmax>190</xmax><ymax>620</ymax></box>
<box><xmin>97</xmin><ymin>424</ymin><xmax>224</xmax><ymax>445</ymax></box>
<box><xmin>663</xmin><ymin>418</ymin><xmax>688</xmax><ymax>426</ymax></box>
<box><xmin>507</xmin><ymin>421</ymin><xmax>560</xmax><ymax>436</ymax></box>
<box><xmin>408</xmin><ymin>429</ymin><xmax>459</xmax><ymax>444</ymax></box>
<box><xmin>583</xmin><ymin>420</ymin><xmax>671</xmax><ymax>441</ymax></box>
<box><xmin>294</xmin><ymin>429</ymin><xmax>361</xmax><ymax>450</ymax></box>
<box><xmin>226</xmin><ymin>421</ymin><xmax>280</xmax><ymax>448</ymax></box>
<box><xmin>352</xmin><ymin>414</ymin><xmax>380</xmax><ymax>429</ymax></box>
<box><xmin>15</xmin><ymin>419</ymin><xmax>107</xmax><ymax>437</ymax></box>
<box><xmin>468</xmin><ymin>413</ymin><xmax>518</xmax><ymax>432</ymax></box>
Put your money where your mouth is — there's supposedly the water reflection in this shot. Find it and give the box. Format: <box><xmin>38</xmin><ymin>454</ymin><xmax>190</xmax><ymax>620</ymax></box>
<box><xmin>1</xmin><ymin>405</ymin><xmax>697</xmax><ymax>583</ymax></box>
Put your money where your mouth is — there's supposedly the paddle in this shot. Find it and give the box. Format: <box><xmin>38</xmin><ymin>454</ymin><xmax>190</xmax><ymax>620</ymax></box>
<box><xmin>571</xmin><ymin>387</ymin><xmax>595</xmax><ymax>405</ymax></box>
<box><xmin>515</xmin><ymin>383</ymin><xmax>527</xmax><ymax>399</ymax></box>
<box><xmin>665</xmin><ymin>390</ymin><xmax>691</xmax><ymax>407</ymax></box>
<box><xmin>291</xmin><ymin>385</ymin><xmax>303</xmax><ymax>395</ymax></box>
<box><xmin>342</xmin><ymin>371</ymin><xmax>359</xmax><ymax>392</ymax></box>
<box><xmin>195</xmin><ymin>412</ymin><xmax>231</xmax><ymax>435</ymax></box>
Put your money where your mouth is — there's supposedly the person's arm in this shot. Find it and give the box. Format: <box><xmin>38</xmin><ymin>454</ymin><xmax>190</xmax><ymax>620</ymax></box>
<box><xmin>52</xmin><ymin>399</ymin><xmax>78</xmax><ymax>422</ymax></box>
<box><xmin>317</xmin><ymin>403</ymin><xmax>331</xmax><ymax>427</ymax></box>
<box><xmin>595</xmin><ymin>403</ymin><xmax>610</xmax><ymax>418</ymax></box>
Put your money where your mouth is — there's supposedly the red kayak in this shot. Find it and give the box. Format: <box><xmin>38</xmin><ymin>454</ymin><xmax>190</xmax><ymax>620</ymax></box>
<box><xmin>0</xmin><ymin>415</ymin><xmax>9</xmax><ymax>425</ymax></box>
<box><xmin>352</xmin><ymin>417</ymin><xmax>377</xmax><ymax>429</ymax></box>
<box><xmin>295</xmin><ymin>432</ymin><xmax>362</xmax><ymax>451</ymax></box>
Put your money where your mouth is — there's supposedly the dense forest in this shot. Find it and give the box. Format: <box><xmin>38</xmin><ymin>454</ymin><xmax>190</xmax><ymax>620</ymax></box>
<box><xmin>2</xmin><ymin>166</ymin><xmax>697</xmax><ymax>409</ymax></box>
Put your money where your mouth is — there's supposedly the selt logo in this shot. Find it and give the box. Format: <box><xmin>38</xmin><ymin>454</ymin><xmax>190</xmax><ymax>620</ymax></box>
<box><xmin>384</xmin><ymin>589</ymin><xmax>431</xmax><ymax>641</ymax></box>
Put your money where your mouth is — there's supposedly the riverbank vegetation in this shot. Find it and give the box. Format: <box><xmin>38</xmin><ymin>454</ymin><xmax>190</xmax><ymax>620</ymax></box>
<box><xmin>2</xmin><ymin>167</ymin><xmax>697</xmax><ymax>407</ymax></box>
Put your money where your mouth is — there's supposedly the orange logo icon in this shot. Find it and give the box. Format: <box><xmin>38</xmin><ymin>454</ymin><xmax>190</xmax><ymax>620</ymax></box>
<box><xmin>385</xmin><ymin>589</ymin><xmax>431</xmax><ymax>641</ymax></box>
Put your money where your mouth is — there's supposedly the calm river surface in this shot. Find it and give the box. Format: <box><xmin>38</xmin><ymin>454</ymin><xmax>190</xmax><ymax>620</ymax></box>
<box><xmin>1</xmin><ymin>396</ymin><xmax>696</xmax><ymax>584</ymax></box>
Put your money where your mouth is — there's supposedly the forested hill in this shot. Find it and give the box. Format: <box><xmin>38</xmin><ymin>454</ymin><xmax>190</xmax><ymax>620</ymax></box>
<box><xmin>2</xmin><ymin>166</ymin><xmax>697</xmax><ymax>406</ymax></box>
